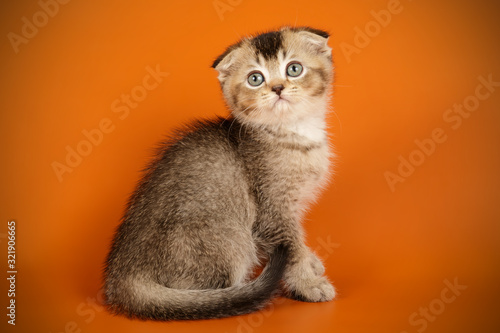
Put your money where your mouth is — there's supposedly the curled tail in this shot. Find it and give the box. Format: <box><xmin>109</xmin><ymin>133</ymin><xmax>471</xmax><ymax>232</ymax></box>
<box><xmin>106</xmin><ymin>245</ymin><xmax>289</xmax><ymax>321</ymax></box>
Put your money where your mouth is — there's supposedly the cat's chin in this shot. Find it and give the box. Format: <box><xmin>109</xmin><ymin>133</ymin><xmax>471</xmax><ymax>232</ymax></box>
<box><xmin>271</xmin><ymin>97</ymin><xmax>292</xmax><ymax>112</ymax></box>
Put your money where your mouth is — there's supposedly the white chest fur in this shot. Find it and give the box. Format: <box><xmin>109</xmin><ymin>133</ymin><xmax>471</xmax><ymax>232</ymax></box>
<box><xmin>282</xmin><ymin>114</ymin><xmax>327</xmax><ymax>143</ymax></box>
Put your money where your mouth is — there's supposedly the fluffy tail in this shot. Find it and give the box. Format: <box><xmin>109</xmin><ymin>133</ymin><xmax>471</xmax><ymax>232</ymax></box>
<box><xmin>107</xmin><ymin>244</ymin><xmax>289</xmax><ymax>321</ymax></box>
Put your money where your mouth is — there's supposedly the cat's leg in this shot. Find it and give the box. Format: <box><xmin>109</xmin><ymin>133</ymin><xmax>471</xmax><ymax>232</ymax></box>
<box><xmin>164</xmin><ymin>225</ymin><xmax>258</xmax><ymax>290</ymax></box>
<box><xmin>254</xmin><ymin>216</ymin><xmax>335</xmax><ymax>302</ymax></box>
<box><xmin>307</xmin><ymin>249</ymin><xmax>326</xmax><ymax>277</ymax></box>
<box><xmin>283</xmin><ymin>245</ymin><xmax>335</xmax><ymax>302</ymax></box>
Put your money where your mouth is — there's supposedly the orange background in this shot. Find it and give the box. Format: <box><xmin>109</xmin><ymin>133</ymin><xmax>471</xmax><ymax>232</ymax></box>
<box><xmin>1</xmin><ymin>0</ymin><xmax>500</xmax><ymax>332</ymax></box>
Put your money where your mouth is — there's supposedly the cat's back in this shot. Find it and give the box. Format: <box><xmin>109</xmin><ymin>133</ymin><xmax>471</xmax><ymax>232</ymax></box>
<box><xmin>153</xmin><ymin>118</ymin><xmax>241</xmax><ymax>175</ymax></box>
<box><xmin>135</xmin><ymin>118</ymin><xmax>250</xmax><ymax>218</ymax></box>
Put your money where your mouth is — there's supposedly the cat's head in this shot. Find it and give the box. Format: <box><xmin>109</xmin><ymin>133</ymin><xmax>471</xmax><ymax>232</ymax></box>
<box><xmin>212</xmin><ymin>26</ymin><xmax>333</xmax><ymax>128</ymax></box>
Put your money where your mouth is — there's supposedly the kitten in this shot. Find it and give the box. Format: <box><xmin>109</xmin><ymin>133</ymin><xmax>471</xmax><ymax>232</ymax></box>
<box><xmin>104</xmin><ymin>26</ymin><xmax>335</xmax><ymax>321</ymax></box>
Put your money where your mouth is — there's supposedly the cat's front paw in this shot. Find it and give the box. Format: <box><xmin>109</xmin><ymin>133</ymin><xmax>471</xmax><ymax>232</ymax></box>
<box><xmin>288</xmin><ymin>276</ymin><xmax>336</xmax><ymax>302</ymax></box>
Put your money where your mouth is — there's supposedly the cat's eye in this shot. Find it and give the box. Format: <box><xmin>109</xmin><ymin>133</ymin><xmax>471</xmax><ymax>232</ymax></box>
<box><xmin>286</xmin><ymin>62</ymin><xmax>303</xmax><ymax>77</ymax></box>
<box><xmin>247</xmin><ymin>72</ymin><xmax>264</xmax><ymax>86</ymax></box>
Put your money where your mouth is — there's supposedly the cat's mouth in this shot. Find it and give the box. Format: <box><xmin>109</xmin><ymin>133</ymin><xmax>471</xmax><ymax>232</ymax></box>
<box><xmin>272</xmin><ymin>95</ymin><xmax>290</xmax><ymax>107</ymax></box>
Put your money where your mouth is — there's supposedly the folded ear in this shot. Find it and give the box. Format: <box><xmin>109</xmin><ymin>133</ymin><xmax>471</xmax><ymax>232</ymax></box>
<box><xmin>212</xmin><ymin>44</ymin><xmax>241</xmax><ymax>83</ymax></box>
<box><xmin>296</xmin><ymin>29</ymin><xmax>332</xmax><ymax>58</ymax></box>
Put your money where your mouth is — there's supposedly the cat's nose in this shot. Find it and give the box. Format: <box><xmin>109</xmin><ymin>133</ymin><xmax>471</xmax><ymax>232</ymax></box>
<box><xmin>271</xmin><ymin>84</ymin><xmax>285</xmax><ymax>96</ymax></box>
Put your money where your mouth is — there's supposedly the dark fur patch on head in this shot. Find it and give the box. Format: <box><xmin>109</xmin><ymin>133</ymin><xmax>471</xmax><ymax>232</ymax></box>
<box><xmin>212</xmin><ymin>26</ymin><xmax>329</xmax><ymax>69</ymax></box>
<box><xmin>251</xmin><ymin>31</ymin><xmax>283</xmax><ymax>60</ymax></box>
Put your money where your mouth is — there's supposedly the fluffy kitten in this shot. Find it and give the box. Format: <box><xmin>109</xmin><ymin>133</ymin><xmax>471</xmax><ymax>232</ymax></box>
<box><xmin>104</xmin><ymin>26</ymin><xmax>335</xmax><ymax>321</ymax></box>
